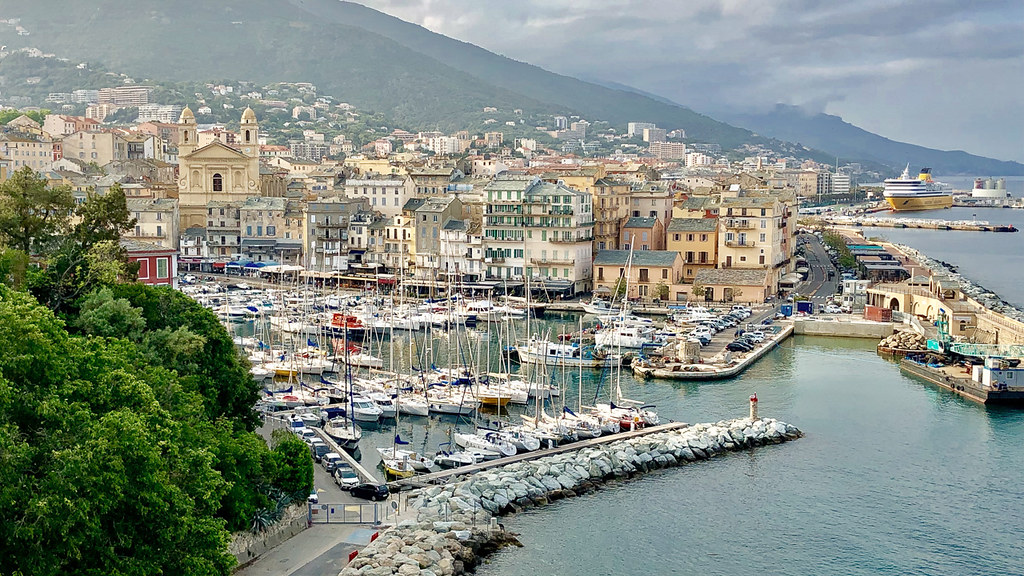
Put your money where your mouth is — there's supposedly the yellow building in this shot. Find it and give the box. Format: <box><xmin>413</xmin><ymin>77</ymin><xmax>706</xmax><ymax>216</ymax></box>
<box><xmin>592</xmin><ymin>178</ymin><xmax>631</xmax><ymax>251</ymax></box>
<box><xmin>666</xmin><ymin>218</ymin><xmax>718</xmax><ymax>283</ymax></box>
<box><xmin>177</xmin><ymin>107</ymin><xmax>261</xmax><ymax>229</ymax></box>
<box><xmin>716</xmin><ymin>193</ymin><xmax>796</xmax><ymax>295</ymax></box>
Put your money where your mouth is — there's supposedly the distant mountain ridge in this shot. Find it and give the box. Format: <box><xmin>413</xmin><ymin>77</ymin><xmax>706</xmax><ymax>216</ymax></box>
<box><xmin>0</xmin><ymin>0</ymin><xmax>1018</xmax><ymax>175</ymax></box>
<box><xmin>722</xmin><ymin>105</ymin><xmax>1024</xmax><ymax>176</ymax></box>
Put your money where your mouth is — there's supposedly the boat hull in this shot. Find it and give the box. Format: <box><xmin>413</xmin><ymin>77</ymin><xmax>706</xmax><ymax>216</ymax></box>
<box><xmin>884</xmin><ymin>194</ymin><xmax>953</xmax><ymax>211</ymax></box>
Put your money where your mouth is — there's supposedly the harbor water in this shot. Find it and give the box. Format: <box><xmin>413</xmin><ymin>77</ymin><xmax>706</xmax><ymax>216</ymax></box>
<box><xmin>866</xmin><ymin>206</ymin><xmax>1024</xmax><ymax>308</ymax></box>
<box><xmin>477</xmin><ymin>335</ymin><xmax>1024</xmax><ymax>576</ymax></box>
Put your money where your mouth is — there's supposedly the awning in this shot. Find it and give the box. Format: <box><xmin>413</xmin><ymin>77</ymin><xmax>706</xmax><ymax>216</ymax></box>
<box><xmin>212</xmin><ymin>262</ymin><xmax>227</xmax><ymax>269</ymax></box>
<box><xmin>595</xmin><ymin>285</ymin><xmax>612</xmax><ymax>294</ymax></box>
<box><xmin>244</xmin><ymin>262</ymin><xmax>266</xmax><ymax>268</ymax></box>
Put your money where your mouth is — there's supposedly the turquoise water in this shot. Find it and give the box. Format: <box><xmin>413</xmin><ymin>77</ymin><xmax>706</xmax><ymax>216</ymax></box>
<box><xmin>477</xmin><ymin>336</ymin><xmax>1024</xmax><ymax>576</ymax></box>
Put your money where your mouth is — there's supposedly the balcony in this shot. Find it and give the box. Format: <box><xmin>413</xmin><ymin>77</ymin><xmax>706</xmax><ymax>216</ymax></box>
<box><xmin>530</xmin><ymin>257</ymin><xmax>573</xmax><ymax>265</ymax></box>
<box><xmin>725</xmin><ymin>239</ymin><xmax>756</xmax><ymax>248</ymax></box>
<box><xmin>550</xmin><ymin>235</ymin><xmax>593</xmax><ymax>243</ymax></box>
<box><xmin>724</xmin><ymin>219</ymin><xmax>755</xmax><ymax>229</ymax></box>
<box><xmin>484</xmin><ymin>256</ymin><xmax>505</xmax><ymax>263</ymax></box>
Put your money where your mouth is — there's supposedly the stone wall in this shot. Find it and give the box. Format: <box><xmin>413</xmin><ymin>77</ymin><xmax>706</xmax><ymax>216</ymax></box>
<box><xmin>230</xmin><ymin>504</ymin><xmax>309</xmax><ymax>568</ymax></box>
<box><xmin>794</xmin><ymin>318</ymin><xmax>895</xmax><ymax>338</ymax></box>
<box><xmin>342</xmin><ymin>417</ymin><xmax>802</xmax><ymax>576</ymax></box>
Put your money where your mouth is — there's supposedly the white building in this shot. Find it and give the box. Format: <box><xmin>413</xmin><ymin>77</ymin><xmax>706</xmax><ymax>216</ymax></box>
<box><xmin>344</xmin><ymin>175</ymin><xmax>412</xmax><ymax>218</ymax></box>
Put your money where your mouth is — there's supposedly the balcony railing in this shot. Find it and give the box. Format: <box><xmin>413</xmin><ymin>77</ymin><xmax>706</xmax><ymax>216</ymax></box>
<box><xmin>550</xmin><ymin>235</ymin><xmax>593</xmax><ymax>243</ymax></box>
<box><xmin>725</xmin><ymin>239</ymin><xmax>756</xmax><ymax>247</ymax></box>
<box><xmin>725</xmin><ymin>219</ymin><xmax>755</xmax><ymax>229</ymax></box>
<box><xmin>530</xmin><ymin>257</ymin><xmax>573</xmax><ymax>265</ymax></box>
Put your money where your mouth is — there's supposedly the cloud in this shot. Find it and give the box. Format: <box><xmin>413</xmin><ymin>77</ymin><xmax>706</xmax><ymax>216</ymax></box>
<box><xmin>354</xmin><ymin>0</ymin><xmax>1024</xmax><ymax>161</ymax></box>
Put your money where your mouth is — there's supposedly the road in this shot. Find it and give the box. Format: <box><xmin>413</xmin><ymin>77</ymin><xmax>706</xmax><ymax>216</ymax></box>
<box><xmin>795</xmin><ymin>234</ymin><xmax>839</xmax><ymax>304</ymax></box>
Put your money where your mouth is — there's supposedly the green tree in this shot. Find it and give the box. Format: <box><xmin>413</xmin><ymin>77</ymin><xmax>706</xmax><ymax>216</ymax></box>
<box><xmin>691</xmin><ymin>283</ymin><xmax>707</xmax><ymax>301</ymax></box>
<box><xmin>654</xmin><ymin>282</ymin><xmax>669</xmax><ymax>301</ymax></box>
<box><xmin>72</xmin><ymin>286</ymin><xmax>147</xmax><ymax>339</ymax></box>
<box><xmin>613</xmin><ymin>276</ymin><xmax>628</xmax><ymax>298</ymax></box>
<box><xmin>0</xmin><ymin>166</ymin><xmax>74</xmax><ymax>254</ymax></box>
<box><xmin>29</xmin><ymin>184</ymin><xmax>137</xmax><ymax>312</ymax></box>
<box><xmin>270</xmin><ymin>429</ymin><xmax>314</xmax><ymax>499</ymax></box>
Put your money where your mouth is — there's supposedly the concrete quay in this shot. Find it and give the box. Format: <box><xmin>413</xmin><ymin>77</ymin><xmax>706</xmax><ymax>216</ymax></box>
<box><xmin>793</xmin><ymin>317</ymin><xmax>895</xmax><ymax>338</ymax></box>
<box><xmin>631</xmin><ymin>324</ymin><xmax>794</xmax><ymax>381</ymax></box>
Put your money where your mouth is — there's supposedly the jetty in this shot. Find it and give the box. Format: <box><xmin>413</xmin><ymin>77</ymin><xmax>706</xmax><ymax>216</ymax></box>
<box><xmin>343</xmin><ymin>407</ymin><xmax>803</xmax><ymax>576</ymax></box>
<box><xmin>388</xmin><ymin>420</ymin><xmax>691</xmax><ymax>490</ymax></box>
<box><xmin>820</xmin><ymin>215</ymin><xmax>1017</xmax><ymax>232</ymax></box>
<box><xmin>631</xmin><ymin>324</ymin><xmax>794</xmax><ymax>380</ymax></box>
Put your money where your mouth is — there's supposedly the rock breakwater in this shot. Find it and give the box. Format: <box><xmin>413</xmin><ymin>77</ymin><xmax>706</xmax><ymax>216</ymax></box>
<box><xmin>341</xmin><ymin>417</ymin><xmax>802</xmax><ymax>576</ymax></box>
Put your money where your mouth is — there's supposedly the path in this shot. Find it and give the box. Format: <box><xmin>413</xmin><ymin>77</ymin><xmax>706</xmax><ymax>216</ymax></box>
<box><xmin>235</xmin><ymin>525</ymin><xmax>377</xmax><ymax>576</ymax></box>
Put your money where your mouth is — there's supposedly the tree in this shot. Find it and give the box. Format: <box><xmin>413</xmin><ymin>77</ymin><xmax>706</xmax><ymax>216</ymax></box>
<box><xmin>613</xmin><ymin>276</ymin><xmax>628</xmax><ymax>298</ymax></box>
<box><xmin>691</xmin><ymin>283</ymin><xmax>707</xmax><ymax>302</ymax></box>
<box><xmin>654</xmin><ymin>282</ymin><xmax>669</xmax><ymax>301</ymax></box>
<box><xmin>0</xmin><ymin>166</ymin><xmax>74</xmax><ymax>254</ymax></box>
<box><xmin>270</xmin><ymin>429</ymin><xmax>314</xmax><ymax>499</ymax></box>
<box><xmin>29</xmin><ymin>184</ymin><xmax>137</xmax><ymax>313</ymax></box>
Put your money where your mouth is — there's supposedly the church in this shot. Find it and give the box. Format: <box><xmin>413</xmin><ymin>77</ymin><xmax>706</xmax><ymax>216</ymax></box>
<box><xmin>177</xmin><ymin>106</ymin><xmax>262</xmax><ymax>229</ymax></box>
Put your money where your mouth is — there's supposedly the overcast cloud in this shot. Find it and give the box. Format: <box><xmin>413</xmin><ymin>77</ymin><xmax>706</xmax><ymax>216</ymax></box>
<box><xmin>356</xmin><ymin>0</ymin><xmax>1024</xmax><ymax>162</ymax></box>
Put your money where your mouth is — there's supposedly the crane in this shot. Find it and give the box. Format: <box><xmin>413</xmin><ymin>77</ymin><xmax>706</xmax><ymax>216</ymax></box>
<box><xmin>932</xmin><ymin>309</ymin><xmax>1024</xmax><ymax>358</ymax></box>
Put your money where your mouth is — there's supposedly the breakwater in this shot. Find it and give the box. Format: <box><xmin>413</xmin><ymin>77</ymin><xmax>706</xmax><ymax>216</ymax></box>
<box><xmin>341</xmin><ymin>416</ymin><xmax>802</xmax><ymax>576</ymax></box>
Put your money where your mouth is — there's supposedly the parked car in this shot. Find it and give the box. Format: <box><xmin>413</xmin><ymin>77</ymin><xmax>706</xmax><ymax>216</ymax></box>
<box><xmin>310</xmin><ymin>440</ymin><xmax>330</xmax><ymax>463</ymax></box>
<box><xmin>824</xmin><ymin>304</ymin><xmax>842</xmax><ymax>314</ymax></box>
<box><xmin>322</xmin><ymin>452</ymin><xmax>343</xmax><ymax>473</ymax></box>
<box><xmin>334</xmin><ymin>464</ymin><xmax>360</xmax><ymax>490</ymax></box>
<box><xmin>299</xmin><ymin>428</ymin><xmax>318</xmax><ymax>444</ymax></box>
<box><xmin>308</xmin><ymin>488</ymin><xmax>319</xmax><ymax>504</ymax></box>
<box><xmin>350</xmin><ymin>483</ymin><xmax>390</xmax><ymax>501</ymax></box>
<box><xmin>726</xmin><ymin>341</ymin><xmax>753</xmax><ymax>352</ymax></box>
<box><xmin>747</xmin><ymin>332</ymin><xmax>766</xmax><ymax>343</ymax></box>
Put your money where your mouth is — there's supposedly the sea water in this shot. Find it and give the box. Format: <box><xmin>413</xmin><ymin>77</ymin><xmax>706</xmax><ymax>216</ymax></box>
<box><xmin>477</xmin><ymin>335</ymin><xmax>1024</xmax><ymax>576</ymax></box>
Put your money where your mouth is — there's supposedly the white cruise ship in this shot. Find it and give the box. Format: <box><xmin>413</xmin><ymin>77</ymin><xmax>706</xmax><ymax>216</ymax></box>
<box><xmin>883</xmin><ymin>166</ymin><xmax>953</xmax><ymax>211</ymax></box>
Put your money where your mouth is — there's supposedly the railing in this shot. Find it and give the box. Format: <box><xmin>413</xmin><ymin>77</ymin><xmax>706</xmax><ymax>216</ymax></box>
<box><xmin>725</xmin><ymin>219</ymin><xmax>755</xmax><ymax>229</ymax></box>
<box><xmin>308</xmin><ymin>502</ymin><xmax>390</xmax><ymax>525</ymax></box>
<box><xmin>725</xmin><ymin>239</ymin><xmax>756</xmax><ymax>247</ymax></box>
<box><xmin>484</xmin><ymin>256</ymin><xmax>505</xmax><ymax>263</ymax></box>
<box><xmin>550</xmin><ymin>235</ymin><xmax>593</xmax><ymax>243</ymax></box>
<box><xmin>531</xmin><ymin>257</ymin><xmax>573</xmax><ymax>265</ymax></box>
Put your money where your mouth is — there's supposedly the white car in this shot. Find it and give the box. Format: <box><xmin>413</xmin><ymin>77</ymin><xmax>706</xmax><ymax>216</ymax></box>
<box><xmin>824</xmin><ymin>305</ymin><xmax>843</xmax><ymax>314</ymax></box>
<box><xmin>308</xmin><ymin>488</ymin><xmax>319</xmax><ymax>504</ymax></box>
<box><xmin>748</xmin><ymin>331</ymin><xmax>766</xmax><ymax>343</ymax></box>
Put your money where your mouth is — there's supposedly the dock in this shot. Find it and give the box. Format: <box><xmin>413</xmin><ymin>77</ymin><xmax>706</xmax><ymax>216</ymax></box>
<box><xmin>387</xmin><ymin>420</ymin><xmax>691</xmax><ymax>490</ymax></box>
<box><xmin>631</xmin><ymin>324</ymin><xmax>794</xmax><ymax>381</ymax></box>
<box><xmin>821</xmin><ymin>215</ymin><xmax>1017</xmax><ymax>233</ymax></box>
<box><xmin>898</xmin><ymin>359</ymin><xmax>1024</xmax><ymax>405</ymax></box>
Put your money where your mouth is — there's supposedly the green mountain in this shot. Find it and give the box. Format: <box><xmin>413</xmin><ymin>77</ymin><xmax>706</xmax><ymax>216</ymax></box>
<box><xmin>0</xmin><ymin>0</ymin><xmax>752</xmax><ymax>146</ymax></box>
<box><xmin>0</xmin><ymin>0</ymin><xmax>1018</xmax><ymax>175</ymax></box>
<box><xmin>724</xmin><ymin>105</ymin><xmax>1024</xmax><ymax>176</ymax></box>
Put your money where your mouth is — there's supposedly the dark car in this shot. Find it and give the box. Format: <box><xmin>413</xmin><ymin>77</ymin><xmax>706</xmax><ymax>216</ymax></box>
<box><xmin>350</xmin><ymin>483</ymin><xmax>390</xmax><ymax>501</ymax></box>
<box><xmin>727</xmin><ymin>341</ymin><xmax>754</xmax><ymax>352</ymax></box>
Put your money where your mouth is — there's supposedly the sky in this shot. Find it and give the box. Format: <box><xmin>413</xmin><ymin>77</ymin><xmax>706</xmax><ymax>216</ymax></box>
<box><xmin>356</xmin><ymin>0</ymin><xmax>1024</xmax><ymax>163</ymax></box>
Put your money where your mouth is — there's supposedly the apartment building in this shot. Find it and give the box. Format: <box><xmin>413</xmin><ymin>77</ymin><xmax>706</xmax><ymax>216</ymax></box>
<box><xmin>717</xmin><ymin>193</ymin><xmax>796</xmax><ymax>294</ymax></box>
<box><xmin>238</xmin><ymin>197</ymin><xmax>303</xmax><ymax>264</ymax></box>
<box><xmin>205</xmin><ymin>200</ymin><xmax>242</xmax><ymax>258</ymax></box>
<box><xmin>522</xmin><ymin>180</ymin><xmax>594</xmax><ymax>293</ymax></box>
<box><xmin>666</xmin><ymin>218</ymin><xmax>718</xmax><ymax>282</ymax></box>
<box><xmin>593</xmin><ymin>250</ymin><xmax>684</xmax><ymax>301</ymax></box>
<box><xmin>61</xmin><ymin>131</ymin><xmax>129</xmax><ymax>166</ymax></box>
<box><xmin>620</xmin><ymin>217</ymin><xmax>665</xmax><ymax>251</ymax></box>
<box><xmin>592</xmin><ymin>177</ymin><xmax>631</xmax><ymax>251</ymax></box>
<box><xmin>304</xmin><ymin>197</ymin><xmax>368</xmax><ymax>271</ymax></box>
<box><xmin>344</xmin><ymin>174</ymin><xmax>412</xmax><ymax>218</ymax></box>
<box><xmin>412</xmin><ymin>196</ymin><xmax>464</xmax><ymax>280</ymax></box>
<box><xmin>125</xmin><ymin>198</ymin><xmax>180</xmax><ymax>250</ymax></box>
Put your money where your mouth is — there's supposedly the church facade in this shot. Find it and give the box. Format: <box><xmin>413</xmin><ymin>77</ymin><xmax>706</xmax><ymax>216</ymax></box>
<box><xmin>177</xmin><ymin>107</ymin><xmax>261</xmax><ymax>229</ymax></box>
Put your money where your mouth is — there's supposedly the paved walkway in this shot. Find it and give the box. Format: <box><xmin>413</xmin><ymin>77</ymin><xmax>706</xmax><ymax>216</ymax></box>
<box><xmin>235</xmin><ymin>524</ymin><xmax>377</xmax><ymax>576</ymax></box>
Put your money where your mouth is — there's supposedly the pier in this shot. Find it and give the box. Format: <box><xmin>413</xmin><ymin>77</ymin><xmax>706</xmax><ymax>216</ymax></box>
<box><xmin>388</xmin><ymin>420</ymin><xmax>691</xmax><ymax>490</ymax></box>
<box><xmin>899</xmin><ymin>360</ymin><xmax>1024</xmax><ymax>405</ymax></box>
<box><xmin>820</xmin><ymin>215</ymin><xmax>1017</xmax><ymax>232</ymax></box>
<box><xmin>631</xmin><ymin>324</ymin><xmax>794</xmax><ymax>380</ymax></box>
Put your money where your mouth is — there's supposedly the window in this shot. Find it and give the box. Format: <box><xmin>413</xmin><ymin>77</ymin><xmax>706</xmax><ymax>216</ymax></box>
<box><xmin>759</xmin><ymin>255</ymin><xmax>766</xmax><ymax>265</ymax></box>
<box><xmin>761</xmin><ymin>209</ymin><xmax>766</xmax><ymax>216</ymax></box>
<box><xmin>156</xmin><ymin>225</ymin><xmax>162</xmax><ymax>237</ymax></box>
<box><xmin>760</xmin><ymin>233</ymin><xmax>766</xmax><ymax>242</ymax></box>
<box><xmin>156</xmin><ymin>257</ymin><xmax>168</xmax><ymax>279</ymax></box>
<box><xmin>700</xmin><ymin>234</ymin><xmax>707</xmax><ymax>242</ymax></box>
<box><xmin>687</xmin><ymin>234</ymin><xmax>694</xmax><ymax>242</ymax></box>
<box><xmin>598</xmin><ymin>267</ymin><xmax>604</xmax><ymax>280</ymax></box>
<box><xmin>760</xmin><ymin>219</ymin><xmax>767</xmax><ymax>229</ymax></box>
<box><xmin>639</xmin><ymin>269</ymin><xmax>649</xmax><ymax>282</ymax></box>
<box><xmin>267</xmin><ymin>225</ymin><xmax>276</xmax><ymax>235</ymax></box>
<box><xmin>674</xmin><ymin>234</ymin><xmax>680</xmax><ymax>242</ymax></box>
<box><xmin>246</xmin><ymin>226</ymin><xmax>252</xmax><ymax>235</ymax></box>
<box><xmin>213</xmin><ymin>173</ymin><xmax>223</xmax><ymax>192</ymax></box>
<box><xmin>662</xmin><ymin>269</ymin><xmax>668</xmax><ymax>279</ymax></box>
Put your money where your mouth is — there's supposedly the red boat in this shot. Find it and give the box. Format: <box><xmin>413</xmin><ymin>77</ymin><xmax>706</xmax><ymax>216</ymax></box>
<box><xmin>328</xmin><ymin>313</ymin><xmax>366</xmax><ymax>338</ymax></box>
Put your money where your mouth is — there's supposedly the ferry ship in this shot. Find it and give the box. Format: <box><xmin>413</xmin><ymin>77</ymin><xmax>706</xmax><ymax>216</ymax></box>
<box><xmin>883</xmin><ymin>166</ymin><xmax>953</xmax><ymax>211</ymax></box>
